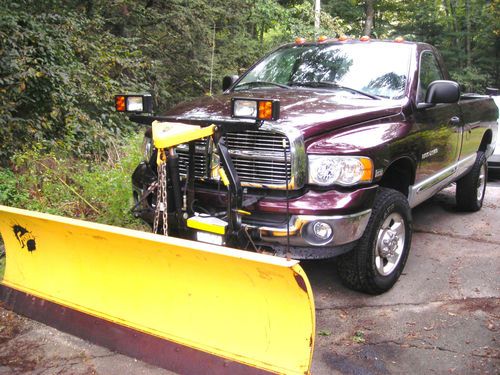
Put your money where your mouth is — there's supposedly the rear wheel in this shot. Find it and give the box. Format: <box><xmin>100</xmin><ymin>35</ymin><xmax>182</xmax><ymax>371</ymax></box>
<box><xmin>337</xmin><ymin>188</ymin><xmax>412</xmax><ymax>295</ymax></box>
<box><xmin>456</xmin><ymin>151</ymin><xmax>487</xmax><ymax>212</ymax></box>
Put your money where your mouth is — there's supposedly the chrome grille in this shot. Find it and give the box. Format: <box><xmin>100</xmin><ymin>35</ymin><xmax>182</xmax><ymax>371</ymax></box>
<box><xmin>176</xmin><ymin>140</ymin><xmax>208</xmax><ymax>179</ymax></box>
<box><xmin>225</xmin><ymin>130</ymin><xmax>291</xmax><ymax>186</ymax></box>
<box><xmin>175</xmin><ymin>130</ymin><xmax>291</xmax><ymax>188</ymax></box>
<box><xmin>225</xmin><ymin>131</ymin><xmax>289</xmax><ymax>153</ymax></box>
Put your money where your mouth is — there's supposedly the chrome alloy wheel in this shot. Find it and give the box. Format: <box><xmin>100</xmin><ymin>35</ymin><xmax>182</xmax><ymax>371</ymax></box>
<box><xmin>375</xmin><ymin>213</ymin><xmax>406</xmax><ymax>276</ymax></box>
<box><xmin>477</xmin><ymin>163</ymin><xmax>486</xmax><ymax>202</ymax></box>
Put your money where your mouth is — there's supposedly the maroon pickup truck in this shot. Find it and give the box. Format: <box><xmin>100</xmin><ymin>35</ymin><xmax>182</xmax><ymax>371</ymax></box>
<box><xmin>128</xmin><ymin>38</ymin><xmax>498</xmax><ymax>294</ymax></box>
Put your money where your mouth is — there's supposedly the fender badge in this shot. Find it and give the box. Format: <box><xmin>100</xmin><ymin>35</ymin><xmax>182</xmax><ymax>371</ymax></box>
<box><xmin>422</xmin><ymin>148</ymin><xmax>439</xmax><ymax>160</ymax></box>
<box><xmin>12</xmin><ymin>224</ymin><xmax>37</xmax><ymax>252</ymax></box>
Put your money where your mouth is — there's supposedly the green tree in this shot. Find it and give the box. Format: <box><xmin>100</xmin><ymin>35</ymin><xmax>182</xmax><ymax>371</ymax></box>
<box><xmin>0</xmin><ymin>2</ymin><xmax>150</xmax><ymax>163</ymax></box>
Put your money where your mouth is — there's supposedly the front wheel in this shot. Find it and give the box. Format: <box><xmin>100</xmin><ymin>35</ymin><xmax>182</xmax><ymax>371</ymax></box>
<box><xmin>337</xmin><ymin>188</ymin><xmax>412</xmax><ymax>295</ymax></box>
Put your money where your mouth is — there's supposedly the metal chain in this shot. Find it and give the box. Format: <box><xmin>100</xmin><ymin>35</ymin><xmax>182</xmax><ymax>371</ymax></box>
<box><xmin>153</xmin><ymin>152</ymin><xmax>169</xmax><ymax>235</ymax></box>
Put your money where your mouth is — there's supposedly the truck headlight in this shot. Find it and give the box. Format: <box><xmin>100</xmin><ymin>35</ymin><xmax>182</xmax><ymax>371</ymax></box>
<box><xmin>308</xmin><ymin>155</ymin><xmax>373</xmax><ymax>186</ymax></box>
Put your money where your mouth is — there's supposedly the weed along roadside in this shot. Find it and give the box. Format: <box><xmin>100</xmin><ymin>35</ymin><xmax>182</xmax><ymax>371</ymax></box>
<box><xmin>0</xmin><ymin>134</ymin><xmax>148</xmax><ymax>230</ymax></box>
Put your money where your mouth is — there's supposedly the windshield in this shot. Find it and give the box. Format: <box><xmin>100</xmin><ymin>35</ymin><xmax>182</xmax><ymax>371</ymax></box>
<box><xmin>234</xmin><ymin>42</ymin><xmax>412</xmax><ymax>99</ymax></box>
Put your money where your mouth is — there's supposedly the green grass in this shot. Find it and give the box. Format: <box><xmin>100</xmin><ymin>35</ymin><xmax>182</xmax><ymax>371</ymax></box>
<box><xmin>0</xmin><ymin>133</ymin><xmax>149</xmax><ymax>230</ymax></box>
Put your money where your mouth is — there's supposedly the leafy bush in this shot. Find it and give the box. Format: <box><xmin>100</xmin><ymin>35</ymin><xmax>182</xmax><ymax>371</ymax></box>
<box><xmin>1</xmin><ymin>133</ymin><xmax>148</xmax><ymax>229</ymax></box>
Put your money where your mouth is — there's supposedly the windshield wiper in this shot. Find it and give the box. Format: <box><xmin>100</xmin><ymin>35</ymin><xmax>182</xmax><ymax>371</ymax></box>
<box><xmin>234</xmin><ymin>81</ymin><xmax>291</xmax><ymax>91</ymax></box>
<box><xmin>289</xmin><ymin>81</ymin><xmax>380</xmax><ymax>99</ymax></box>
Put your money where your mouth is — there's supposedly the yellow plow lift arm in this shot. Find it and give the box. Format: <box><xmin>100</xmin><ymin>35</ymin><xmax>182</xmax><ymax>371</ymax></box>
<box><xmin>0</xmin><ymin>205</ymin><xmax>315</xmax><ymax>374</ymax></box>
<box><xmin>151</xmin><ymin>120</ymin><xmax>216</xmax><ymax>149</ymax></box>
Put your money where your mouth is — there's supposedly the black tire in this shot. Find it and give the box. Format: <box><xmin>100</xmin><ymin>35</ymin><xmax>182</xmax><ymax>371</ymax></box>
<box><xmin>456</xmin><ymin>151</ymin><xmax>487</xmax><ymax>212</ymax></box>
<box><xmin>337</xmin><ymin>187</ymin><xmax>412</xmax><ymax>295</ymax></box>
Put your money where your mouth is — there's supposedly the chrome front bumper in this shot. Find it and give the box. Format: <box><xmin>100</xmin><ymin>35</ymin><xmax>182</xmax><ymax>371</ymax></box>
<box><xmin>256</xmin><ymin>209</ymin><xmax>372</xmax><ymax>248</ymax></box>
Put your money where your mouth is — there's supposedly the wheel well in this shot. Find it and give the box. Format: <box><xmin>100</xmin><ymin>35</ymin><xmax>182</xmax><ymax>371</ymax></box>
<box><xmin>479</xmin><ymin>130</ymin><xmax>492</xmax><ymax>152</ymax></box>
<box><xmin>378</xmin><ymin>158</ymin><xmax>415</xmax><ymax>198</ymax></box>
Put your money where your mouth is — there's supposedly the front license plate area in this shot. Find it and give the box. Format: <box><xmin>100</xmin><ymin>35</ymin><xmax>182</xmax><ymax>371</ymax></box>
<box><xmin>196</xmin><ymin>231</ymin><xmax>224</xmax><ymax>246</ymax></box>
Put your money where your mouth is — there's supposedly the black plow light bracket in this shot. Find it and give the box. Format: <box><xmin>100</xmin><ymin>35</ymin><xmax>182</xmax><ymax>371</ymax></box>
<box><xmin>128</xmin><ymin>115</ymin><xmax>265</xmax><ymax>133</ymax></box>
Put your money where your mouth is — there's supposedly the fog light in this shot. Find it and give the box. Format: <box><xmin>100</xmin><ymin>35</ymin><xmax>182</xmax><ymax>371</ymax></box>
<box><xmin>313</xmin><ymin>222</ymin><xmax>332</xmax><ymax>240</ymax></box>
<box><xmin>302</xmin><ymin>221</ymin><xmax>334</xmax><ymax>246</ymax></box>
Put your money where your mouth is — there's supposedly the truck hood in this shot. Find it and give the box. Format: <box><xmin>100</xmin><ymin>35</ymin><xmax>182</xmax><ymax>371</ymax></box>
<box><xmin>165</xmin><ymin>88</ymin><xmax>404</xmax><ymax>139</ymax></box>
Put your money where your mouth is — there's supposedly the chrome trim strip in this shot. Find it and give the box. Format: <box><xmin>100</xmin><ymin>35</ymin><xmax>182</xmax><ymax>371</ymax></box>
<box><xmin>255</xmin><ymin>209</ymin><xmax>372</xmax><ymax>247</ymax></box>
<box><xmin>228</xmin><ymin>149</ymin><xmax>286</xmax><ymax>162</ymax></box>
<box><xmin>408</xmin><ymin>153</ymin><xmax>476</xmax><ymax>208</ymax></box>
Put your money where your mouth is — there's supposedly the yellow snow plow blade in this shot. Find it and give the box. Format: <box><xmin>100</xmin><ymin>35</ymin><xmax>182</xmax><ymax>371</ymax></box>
<box><xmin>0</xmin><ymin>205</ymin><xmax>315</xmax><ymax>374</ymax></box>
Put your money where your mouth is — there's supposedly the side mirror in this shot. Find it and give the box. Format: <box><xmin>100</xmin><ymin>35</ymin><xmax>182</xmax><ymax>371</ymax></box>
<box><xmin>426</xmin><ymin>80</ymin><xmax>460</xmax><ymax>104</ymax></box>
<box><xmin>417</xmin><ymin>80</ymin><xmax>460</xmax><ymax>110</ymax></box>
<box><xmin>222</xmin><ymin>75</ymin><xmax>239</xmax><ymax>92</ymax></box>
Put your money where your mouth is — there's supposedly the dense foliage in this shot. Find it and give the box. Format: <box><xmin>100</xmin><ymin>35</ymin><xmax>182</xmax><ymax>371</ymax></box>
<box><xmin>0</xmin><ymin>3</ymin><xmax>151</xmax><ymax>163</ymax></box>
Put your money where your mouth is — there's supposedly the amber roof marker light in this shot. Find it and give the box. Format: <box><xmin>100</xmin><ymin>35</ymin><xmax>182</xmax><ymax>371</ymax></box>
<box><xmin>360</xmin><ymin>35</ymin><xmax>371</xmax><ymax>42</ymax></box>
<box><xmin>295</xmin><ymin>37</ymin><xmax>306</xmax><ymax>45</ymax></box>
<box><xmin>394</xmin><ymin>36</ymin><xmax>405</xmax><ymax>43</ymax></box>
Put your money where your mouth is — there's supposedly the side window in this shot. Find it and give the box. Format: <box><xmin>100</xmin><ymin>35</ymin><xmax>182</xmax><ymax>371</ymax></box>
<box><xmin>418</xmin><ymin>52</ymin><xmax>444</xmax><ymax>103</ymax></box>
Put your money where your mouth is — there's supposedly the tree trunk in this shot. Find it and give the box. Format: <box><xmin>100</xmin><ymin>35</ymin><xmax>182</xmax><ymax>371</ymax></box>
<box><xmin>115</xmin><ymin>4</ymin><xmax>130</xmax><ymax>37</ymax></box>
<box><xmin>363</xmin><ymin>0</ymin><xmax>375</xmax><ymax>36</ymax></box>
<box><xmin>465</xmin><ymin>0</ymin><xmax>472</xmax><ymax>68</ymax></box>
<box><xmin>85</xmin><ymin>0</ymin><xmax>94</xmax><ymax>17</ymax></box>
<box><xmin>447</xmin><ymin>0</ymin><xmax>461</xmax><ymax>59</ymax></box>
<box><xmin>314</xmin><ymin>0</ymin><xmax>321</xmax><ymax>32</ymax></box>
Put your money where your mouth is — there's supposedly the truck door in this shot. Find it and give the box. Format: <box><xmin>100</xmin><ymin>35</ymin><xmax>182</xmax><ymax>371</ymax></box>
<box><xmin>413</xmin><ymin>50</ymin><xmax>462</xmax><ymax>187</ymax></box>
